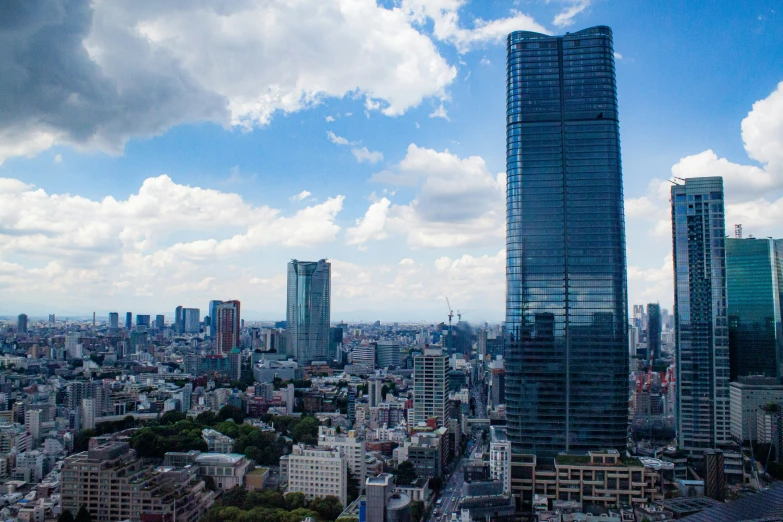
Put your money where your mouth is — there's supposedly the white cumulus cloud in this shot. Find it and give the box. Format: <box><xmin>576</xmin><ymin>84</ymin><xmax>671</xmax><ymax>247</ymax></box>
<box><xmin>351</xmin><ymin>147</ymin><xmax>384</xmax><ymax>164</ymax></box>
<box><xmin>429</xmin><ymin>104</ymin><xmax>450</xmax><ymax>121</ymax></box>
<box><xmin>552</xmin><ymin>0</ymin><xmax>591</xmax><ymax>28</ymax></box>
<box><xmin>290</xmin><ymin>190</ymin><xmax>312</xmax><ymax>202</ymax></box>
<box><xmin>357</xmin><ymin>144</ymin><xmax>504</xmax><ymax>249</ymax></box>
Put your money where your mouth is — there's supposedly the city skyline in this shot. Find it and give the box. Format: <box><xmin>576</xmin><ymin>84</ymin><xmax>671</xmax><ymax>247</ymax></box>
<box><xmin>0</xmin><ymin>1</ymin><xmax>782</xmax><ymax>322</ymax></box>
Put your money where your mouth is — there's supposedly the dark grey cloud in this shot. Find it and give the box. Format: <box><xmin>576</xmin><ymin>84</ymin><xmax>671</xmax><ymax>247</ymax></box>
<box><xmin>0</xmin><ymin>0</ymin><xmax>228</xmax><ymax>152</ymax></box>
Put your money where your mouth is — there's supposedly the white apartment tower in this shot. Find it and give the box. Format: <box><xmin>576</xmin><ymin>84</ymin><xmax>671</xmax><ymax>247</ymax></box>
<box><xmin>489</xmin><ymin>426</ymin><xmax>511</xmax><ymax>495</ymax></box>
<box><xmin>283</xmin><ymin>444</ymin><xmax>348</xmax><ymax>506</ymax></box>
<box><xmin>318</xmin><ymin>426</ymin><xmax>367</xmax><ymax>487</ymax></box>
<box><xmin>412</xmin><ymin>348</ymin><xmax>448</xmax><ymax>427</ymax></box>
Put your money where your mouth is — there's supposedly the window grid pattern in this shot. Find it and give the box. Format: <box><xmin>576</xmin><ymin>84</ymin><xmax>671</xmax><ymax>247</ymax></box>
<box><xmin>671</xmin><ymin>177</ymin><xmax>730</xmax><ymax>452</ymax></box>
<box><xmin>505</xmin><ymin>26</ymin><xmax>628</xmax><ymax>459</ymax></box>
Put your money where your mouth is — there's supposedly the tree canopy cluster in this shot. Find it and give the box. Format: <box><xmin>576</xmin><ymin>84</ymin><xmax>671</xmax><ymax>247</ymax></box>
<box><xmin>127</xmin><ymin>406</ymin><xmax>320</xmax><ymax>465</ymax></box>
<box><xmin>202</xmin><ymin>487</ymin><xmax>344</xmax><ymax>522</ymax></box>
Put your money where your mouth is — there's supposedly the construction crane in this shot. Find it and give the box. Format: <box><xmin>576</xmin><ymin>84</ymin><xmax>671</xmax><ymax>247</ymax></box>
<box><xmin>457</xmin><ymin>310</ymin><xmax>462</xmax><ymax>322</ymax></box>
<box><xmin>445</xmin><ymin>297</ymin><xmax>453</xmax><ymax>327</ymax></box>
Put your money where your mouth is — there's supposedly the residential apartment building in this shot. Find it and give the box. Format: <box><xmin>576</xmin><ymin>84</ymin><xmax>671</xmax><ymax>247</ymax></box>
<box><xmin>61</xmin><ymin>442</ymin><xmax>214</xmax><ymax>522</ymax></box>
<box><xmin>282</xmin><ymin>444</ymin><xmax>348</xmax><ymax>506</ymax></box>
<box><xmin>490</xmin><ymin>426</ymin><xmax>511</xmax><ymax>495</ymax></box>
<box><xmin>672</xmin><ymin>177</ymin><xmax>730</xmax><ymax>453</ymax></box>
<box><xmin>412</xmin><ymin>348</ymin><xmax>448</xmax><ymax>428</ymax></box>
<box><xmin>318</xmin><ymin>426</ymin><xmax>367</xmax><ymax>487</ymax></box>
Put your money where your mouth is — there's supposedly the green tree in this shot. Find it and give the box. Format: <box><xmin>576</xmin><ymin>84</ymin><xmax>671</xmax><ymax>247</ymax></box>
<box><xmin>392</xmin><ymin>461</ymin><xmax>418</xmax><ymax>486</ymax></box>
<box><xmin>243</xmin><ymin>490</ymin><xmax>286</xmax><ymax>510</ymax></box>
<box><xmin>290</xmin><ymin>416</ymin><xmax>320</xmax><ymax>445</ymax></box>
<box><xmin>411</xmin><ymin>501</ymin><xmax>425</xmax><ymax>522</ymax></box>
<box><xmin>73</xmin><ymin>430</ymin><xmax>96</xmax><ymax>453</ymax></box>
<box><xmin>203</xmin><ymin>476</ymin><xmax>217</xmax><ymax>491</ymax></box>
<box><xmin>75</xmin><ymin>506</ymin><xmax>92</xmax><ymax>522</ymax></box>
<box><xmin>429</xmin><ymin>476</ymin><xmax>443</xmax><ymax>495</ymax></box>
<box><xmin>347</xmin><ymin>469</ymin><xmax>359</xmax><ymax>503</ymax></box>
<box><xmin>160</xmin><ymin>410</ymin><xmax>186</xmax><ymax>425</ymax></box>
<box><xmin>285</xmin><ymin>492</ymin><xmax>306</xmax><ymax>510</ymax></box>
<box><xmin>58</xmin><ymin>510</ymin><xmax>75</xmax><ymax>522</ymax></box>
<box><xmin>245</xmin><ymin>446</ymin><xmax>262</xmax><ymax>463</ymax></box>
<box><xmin>196</xmin><ymin>410</ymin><xmax>219</xmax><ymax>426</ymax></box>
<box><xmin>308</xmin><ymin>496</ymin><xmax>344</xmax><ymax>521</ymax></box>
<box><xmin>219</xmin><ymin>404</ymin><xmax>245</xmax><ymax>424</ymax></box>
<box><xmin>221</xmin><ymin>485</ymin><xmax>248</xmax><ymax>508</ymax></box>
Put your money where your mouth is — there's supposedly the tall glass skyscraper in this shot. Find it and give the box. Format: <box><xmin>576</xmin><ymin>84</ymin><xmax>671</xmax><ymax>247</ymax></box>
<box><xmin>726</xmin><ymin>237</ymin><xmax>783</xmax><ymax>380</ymax></box>
<box><xmin>671</xmin><ymin>176</ymin><xmax>730</xmax><ymax>453</ymax></box>
<box><xmin>505</xmin><ymin>26</ymin><xmax>628</xmax><ymax>460</ymax></box>
<box><xmin>287</xmin><ymin>259</ymin><xmax>331</xmax><ymax>363</ymax></box>
<box><xmin>647</xmin><ymin>303</ymin><xmax>662</xmax><ymax>361</ymax></box>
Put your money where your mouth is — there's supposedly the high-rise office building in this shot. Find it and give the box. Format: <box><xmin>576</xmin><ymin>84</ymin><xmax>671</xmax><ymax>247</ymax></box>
<box><xmin>505</xmin><ymin>26</ymin><xmax>628</xmax><ymax>460</ymax></box>
<box><xmin>17</xmin><ymin>314</ymin><xmax>28</xmax><ymax>334</ymax></box>
<box><xmin>209</xmin><ymin>300</ymin><xmax>223</xmax><ymax>337</ymax></box>
<box><xmin>647</xmin><ymin>303</ymin><xmax>662</xmax><ymax>361</ymax></box>
<box><xmin>329</xmin><ymin>326</ymin><xmax>344</xmax><ymax>362</ymax></box>
<box><xmin>175</xmin><ymin>305</ymin><xmax>184</xmax><ymax>333</ymax></box>
<box><xmin>215</xmin><ymin>301</ymin><xmax>241</xmax><ymax>353</ymax></box>
<box><xmin>287</xmin><ymin>259</ymin><xmax>331</xmax><ymax>363</ymax></box>
<box><xmin>375</xmin><ymin>340</ymin><xmax>400</xmax><ymax>369</ymax></box>
<box><xmin>183</xmin><ymin>308</ymin><xmax>200</xmax><ymax>334</ymax></box>
<box><xmin>136</xmin><ymin>314</ymin><xmax>151</xmax><ymax>328</ymax></box>
<box><xmin>109</xmin><ymin>312</ymin><xmax>119</xmax><ymax>330</ymax></box>
<box><xmin>412</xmin><ymin>347</ymin><xmax>448</xmax><ymax>428</ymax></box>
<box><xmin>726</xmin><ymin>237</ymin><xmax>783</xmax><ymax>380</ymax></box>
<box><xmin>125</xmin><ymin>312</ymin><xmax>132</xmax><ymax>329</ymax></box>
<box><xmin>671</xmin><ymin>177</ymin><xmax>730</xmax><ymax>453</ymax></box>
<box><xmin>155</xmin><ymin>314</ymin><xmax>165</xmax><ymax>330</ymax></box>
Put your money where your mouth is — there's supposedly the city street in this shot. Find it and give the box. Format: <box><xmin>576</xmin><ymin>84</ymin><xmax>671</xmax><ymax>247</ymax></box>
<box><xmin>427</xmin><ymin>377</ymin><xmax>488</xmax><ymax>522</ymax></box>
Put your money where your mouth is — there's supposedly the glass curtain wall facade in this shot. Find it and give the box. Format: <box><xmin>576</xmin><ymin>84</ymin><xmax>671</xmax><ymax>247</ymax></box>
<box><xmin>505</xmin><ymin>26</ymin><xmax>628</xmax><ymax>460</ymax></box>
<box><xmin>726</xmin><ymin>238</ymin><xmax>783</xmax><ymax>380</ymax></box>
<box><xmin>287</xmin><ymin>259</ymin><xmax>331</xmax><ymax>364</ymax></box>
<box><xmin>671</xmin><ymin>177</ymin><xmax>730</xmax><ymax>453</ymax></box>
<box><xmin>647</xmin><ymin>303</ymin><xmax>662</xmax><ymax>361</ymax></box>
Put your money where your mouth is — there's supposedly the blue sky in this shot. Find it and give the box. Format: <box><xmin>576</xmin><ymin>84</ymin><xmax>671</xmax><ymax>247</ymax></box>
<box><xmin>0</xmin><ymin>0</ymin><xmax>782</xmax><ymax>322</ymax></box>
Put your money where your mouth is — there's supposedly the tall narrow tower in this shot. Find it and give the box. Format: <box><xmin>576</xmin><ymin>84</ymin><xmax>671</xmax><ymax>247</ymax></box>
<box><xmin>216</xmin><ymin>300</ymin><xmax>241</xmax><ymax>353</ymax></box>
<box><xmin>505</xmin><ymin>26</ymin><xmax>628</xmax><ymax>460</ymax></box>
<box><xmin>671</xmin><ymin>176</ymin><xmax>730</xmax><ymax>453</ymax></box>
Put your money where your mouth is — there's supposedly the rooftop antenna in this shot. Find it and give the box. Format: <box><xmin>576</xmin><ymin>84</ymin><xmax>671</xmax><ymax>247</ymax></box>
<box><xmin>735</xmin><ymin>224</ymin><xmax>742</xmax><ymax>239</ymax></box>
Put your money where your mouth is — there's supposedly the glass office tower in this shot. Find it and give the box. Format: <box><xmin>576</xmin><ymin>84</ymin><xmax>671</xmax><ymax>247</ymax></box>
<box><xmin>726</xmin><ymin>237</ymin><xmax>783</xmax><ymax>380</ymax></box>
<box><xmin>287</xmin><ymin>259</ymin><xmax>331</xmax><ymax>364</ymax></box>
<box><xmin>647</xmin><ymin>303</ymin><xmax>662</xmax><ymax>361</ymax></box>
<box><xmin>671</xmin><ymin>177</ymin><xmax>730</xmax><ymax>453</ymax></box>
<box><xmin>505</xmin><ymin>26</ymin><xmax>628</xmax><ymax>460</ymax></box>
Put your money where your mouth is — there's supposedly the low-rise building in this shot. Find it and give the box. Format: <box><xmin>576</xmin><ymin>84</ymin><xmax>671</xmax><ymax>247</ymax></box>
<box><xmin>61</xmin><ymin>442</ymin><xmax>214</xmax><ymax>522</ymax></box>
<box><xmin>283</xmin><ymin>444</ymin><xmax>348</xmax><ymax>506</ymax></box>
<box><xmin>511</xmin><ymin>450</ymin><xmax>663</xmax><ymax>509</ymax></box>
<box><xmin>246</xmin><ymin>468</ymin><xmax>269</xmax><ymax>491</ymax></box>
<box><xmin>202</xmin><ymin>429</ymin><xmax>234</xmax><ymax>453</ymax></box>
<box><xmin>194</xmin><ymin>452</ymin><xmax>251</xmax><ymax>490</ymax></box>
